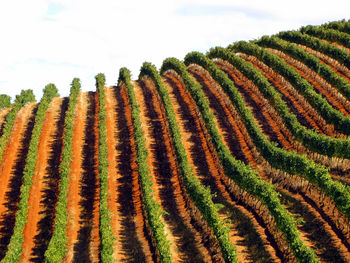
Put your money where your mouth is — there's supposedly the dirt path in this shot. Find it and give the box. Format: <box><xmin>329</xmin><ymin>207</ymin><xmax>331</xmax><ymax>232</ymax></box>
<box><xmin>64</xmin><ymin>92</ymin><xmax>100</xmax><ymax>262</ymax></box>
<box><xmin>21</xmin><ymin>97</ymin><xmax>65</xmax><ymax>262</ymax></box>
<box><xmin>163</xmin><ymin>71</ymin><xmax>281</xmax><ymax>262</ymax></box>
<box><xmin>0</xmin><ymin>102</ymin><xmax>36</xmax><ymax>259</ymax></box>
<box><xmin>117</xmin><ymin>82</ymin><xmax>154</xmax><ymax>262</ymax></box>
<box><xmin>267</xmin><ymin>48</ymin><xmax>350</xmax><ymax>116</ymax></box>
<box><xmin>0</xmin><ymin>108</ymin><xmax>10</xmax><ymax>137</ymax></box>
<box><xmin>64</xmin><ymin>92</ymin><xmax>86</xmax><ymax>262</ymax></box>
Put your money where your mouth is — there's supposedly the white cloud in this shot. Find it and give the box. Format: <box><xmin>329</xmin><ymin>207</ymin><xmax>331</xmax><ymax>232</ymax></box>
<box><xmin>0</xmin><ymin>0</ymin><xmax>349</xmax><ymax>100</ymax></box>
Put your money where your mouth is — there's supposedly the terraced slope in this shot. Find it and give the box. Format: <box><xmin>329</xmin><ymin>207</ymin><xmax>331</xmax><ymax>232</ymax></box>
<box><xmin>0</xmin><ymin>20</ymin><xmax>350</xmax><ymax>262</ymax></box>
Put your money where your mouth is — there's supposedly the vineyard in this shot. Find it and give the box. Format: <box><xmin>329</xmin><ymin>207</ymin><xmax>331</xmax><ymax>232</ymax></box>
<box><xmin>1</xmin><ymin>20</ymin><xmax>350</xmax><ymax>262</ymax></box>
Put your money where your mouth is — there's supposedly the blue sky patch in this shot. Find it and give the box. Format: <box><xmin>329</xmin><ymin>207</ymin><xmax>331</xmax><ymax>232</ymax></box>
<box><xmin>46</xmin><ymin>2</ymin><xmax>65</xmax><ymax>16</ymax></box>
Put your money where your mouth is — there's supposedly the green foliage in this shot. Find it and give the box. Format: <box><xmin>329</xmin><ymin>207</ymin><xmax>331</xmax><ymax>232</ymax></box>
<box><xmin>3</xmin><ymin>84</ymin><xmax>58</xmax><ymax>263</ymax></box>
<box><xmin>229</xmin><ymin>41</ymin><xmax>350</xmax><ymax>156</ymax></box>
<box><xmin>277</xmin><ymin>30</ymin><xmax>350</xmax><ymax>69</ymax></box>
<box><xmin>321</xmin><ymin>19</ymin><xmax>350</xmax><ymax>35</ymax></box>
<box><xmin>0</xmin><ymin>95</ymin><xmax>11</xmax><ymax>109</ymax></box>
<box><xmin>256</xmin><ymin>36</ymin><xmax>350</xmax><ymax>100</ymax></box>
<box><xmin>163</xmin><ymin>54</ymin><xmax>318</xmax><ymax>263</ymax></box>
<box><xmin>119</xmin><ymin>67</ymin><xmax>172</xmax><ymax>263</ymax></box>
<box><xmin>300</xmin><ymin>25</ymin><xmax>350</xmax><ymax>49</ymax></box>
<box><xmin>207</xmin><ymin>46</ymin><xmax>350</xmax><ymax>224</ymax></box>
<box><xmin>95</xmin><ymin>73</ymin><xmax>114</xmax><ymax>262</ymax></box>
<box><xmin>0</xmin><ymin>89</ymin><xmax>36</xmax><ymax>166</ymax></box>
<box><xmin>45</xmin><ymin>78</ymin><xmax>81</xmax><ymax>262</ymax></box>
<box><xmin>141</xmin><ymin>62</ymin><xmax>238</xmax><ymax>263</ymax></box>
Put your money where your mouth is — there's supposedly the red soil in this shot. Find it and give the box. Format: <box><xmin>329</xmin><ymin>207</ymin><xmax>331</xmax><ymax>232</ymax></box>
<box><xmin>0</xmin><ymin>103</ymin><xmax>36</xmax><ymax>253</ymax></box>
<box><xmin>104</xmin><ymin>87</ymin><xmax>120</xmax><ymax>260</ymax></box>
<box><xmin>64</xmin><ymin>92</ymin><xmax>86</xmax><ymax>263</ymax></box>
<box><xmin>121</xmin><ymin>82</ymin><xmax>154</xmax><ymax>262</ymax></box>
<box><xmin>163</xmin><ymin>71</ymin><xmax>282</xmax><ymax>262</ymax></box>
<box><xmin>240</xmin><ymin>53</ymin><xmax>345</xmax><ymax>138</ymax></box>
<box><xmin>21</xmin><ymin>97</ymin><xmax>63</xmax><ymax>261</ymax></box>
<box><xmin>189</xmin><ymin>63</ymin><xmax>350</xmax><ymax>262</ymax></box>
<box><xmin>267</xmin><ymin>48</ymin><xmax>350</xmax><ymax>116</ymax></box>
<box><xmin>296</xmin><ymin>44</ymin><xmax>350</xmax><ymax>82</ymax></box>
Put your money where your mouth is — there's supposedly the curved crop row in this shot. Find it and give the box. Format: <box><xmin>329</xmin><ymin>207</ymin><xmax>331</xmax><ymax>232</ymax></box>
<box><xmin>95</xmin><ymin>73</ymin><xmax>114</xmax><ymax>262</ymax></box>
<box><xmin>277</xmin><ymin>30</ymin><xmax>350</xmax><ymax>69</ymax></box>
<box><xmin>0</xmin><ymin>90</ymin><xmax>35</xmax><ymax>164</ymax></box>
<box><xmin>300</xmin><ymin>25</ymin><xmax>350</xmax><ymax>49</ymax></box>
<box><xmin>207</xmin><ymin>47</ymin><xmax>350</xmax><ymax>221</ymax></box>
<box><xmin>141</xmin><ymin>62</ymin><xmax>238</xmax><ymax>263</ymax></box>
<box><xmin>255</xmin><ymin>36</ymin><xmax>350</xmax><ymax>100</ymax></box>
<box><xmin>161</xmin><ymin>56</ymin><xmax>318</xmax><ymax>263</ymax></box>
<box><xmin>118</xmin><ymin>68</ymin><xmax>172</xmax><ymax>263</ymax></box>
<box><xmin>229</xmin><ymin>41</ymin><xmax>350</xmax><ymax>158</ymax></box>
<box><xmin>44</xmin><ymin>79</ymin><xmax>81</xmax><ymax>262</ymax></box>
<box><xmin>2</xmin><ymin>84</ymin><xmax>58</xmax><ymax>263</ymax></box>
<box><xmin>230</xmin><ymin>41</ymin><xmax>350</xmax><ymax>136</ymax></box>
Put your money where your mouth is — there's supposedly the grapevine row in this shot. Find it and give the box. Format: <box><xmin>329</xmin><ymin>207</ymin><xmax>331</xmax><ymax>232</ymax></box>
<box><xmin>229</xmin><ymin>41</ymin><xmax>350</xmax><ymax>157</ymax></box>
<box><xmin>118</xmin><ymin>68</ymin><xmax>172</xmax><ymax>263</ymax></box>
<box><xmin>255</xmin><ymin>36</ymin><xmax>350</xmax><ymax>100</ymax></box>
<box><xmin>141</xmin><ymin>62</ymin><xmax>238</xmax><ymax>262</ymax></box>
<box><xmin>207</xmin><ymin>47</ymin><xmax>350</xmax><ymax>221</ymax></box>
<box><xmin>0</xmin><ymin>90</ymin><xmax>35</xmax><ymax>164</ymax></box>
<box><xmin>45</xmin><ymin>79</ymin><xmax>81</xmax><ymax>262</ymax></box>
<box><xmin>2</xmin><ymin>84</ymin><xmax>58</xmax><ymax>263</ymax></box>
<box><xmin>161</xmin><ymin>56</ymin><xmax>318</xmax><ymax>263</ymax></box>
<box><xmin>95</xmin><ymin>73</ymin><xmax>114</xmax><ymax>262</ymax></box>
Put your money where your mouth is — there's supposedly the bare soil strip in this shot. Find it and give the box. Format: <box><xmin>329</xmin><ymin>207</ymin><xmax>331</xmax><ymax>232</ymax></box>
<box><xmin>117</xmin><ymin>82</ymin><xmax>154</xmax><ymax>262</ymax></box>
<box><xmin>64</xmin><ymin>92</ymin><xmax>100</xmax><ymax>262</ymax></box>
<box><xmin>0</xmin><ymin>102</ymin><xmax>36</xmax><ymax>259</ymax></box>
<box><xmin>21</xmin><ymin>97</ymin><xmax>66</xmax><ymax>262</ymax></box>
<box><xmin>141</xmin><ymin>76</ymin><xmax>219</xmax><ymax>262</ymax></box>
<box><xmin>163</xmin><ymin>71</ymin><xmax>281</xmax><ymax>262</ymax></box>
<box><xmin>64</xmin><ymin>92</ymin><xmax>86</xmax><ymax>262</ymax></box>
<box><xmin>215</xmin><ymin>61</ymin><xmax>350</xmax><ymax>262</ymax></box>
<box><xmin>72</xmin><ymin>91</ymin><xmax>100</xmax><ymax>262</ymax></box>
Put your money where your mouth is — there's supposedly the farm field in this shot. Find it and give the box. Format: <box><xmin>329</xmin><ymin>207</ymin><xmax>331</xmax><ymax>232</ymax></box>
<box><xmin>1</xmin><ymin>20</ymin><xmax>350</xmax><ymax>262</ymax></box>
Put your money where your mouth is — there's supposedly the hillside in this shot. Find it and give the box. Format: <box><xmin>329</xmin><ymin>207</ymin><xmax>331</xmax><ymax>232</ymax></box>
<box><xmin>1</xmin><ymin>20</ymin><xmax>350</xmax><ymax>262</ymax></box>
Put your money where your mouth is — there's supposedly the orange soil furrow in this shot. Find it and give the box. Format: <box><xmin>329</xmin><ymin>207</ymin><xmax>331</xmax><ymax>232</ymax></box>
<box><xmin>241</xmin><ymin>54</ymin><xmax>345</xmax><ymax>138</ymax></box>
<box><xmin>0</xmin><ymin>108</ymin><xmax>10</xmax><ymax>137</ymax></box>
<box><xmin>164</xmin><ymin>71</ymin><xmax>281</xmax><ymax>262</ymax></box>
<box><xmin>134</xmin><ymin>78</ymin><xmax>192</xmax><ymax>261</ymax></box>
<box><xmin>188</xmin><ymin>64</ymin><xmax>350</xmax><ymax>262</ymax></box>
<box><xmin>90</xmin><ymin>92</ymin><xmax>100</xmax><ymax>262</ymax></box>
<box><xmin>21</xmin><ymin>97</ymin><xmax>64</xmax><ymax>262</ymax></box>
<box><xmin>0</xmin><ymin>102</ymin><xmax>36</xmax><ymax>259</ymax></box>
<box><xmin>296</xmin><ymin>44</ymin><xmax>350</xmax><ymax>82</ymax></box>
<box><xmin>64</xmin><ymin>92</ymin><xmax>86</xmax><ymax>263</ymax></box>
<box><xmin>104</xmin><ymin>86</ymin><xmax>119</xmax><ymax>260</ymax></box>
<box><xmin>142</xmin><ymin>76</ymin><xmax>219</xmax><ymax>262</ymax></box>
<box><xmin>267</xmin><ymin>48</ymin><xmax>350</xmax><ymax>116</ymax></box>
<box><xmin>118</xmin><ymin>83</ymin><xmax>154</xmax><ymax>262</ymax></box>
<box><xmin>215</xmin><ymin>59</ymin><xmax>350</xmax><ymax>176</ymax></box>
<box><xmin>215</xmin><ymin>60</ymin><xmax>295</xmax><ymax>151</ymax></box>
<box><xmin>65</xmin><ymin>92</ymin><xmax>100</xmax><ymax>262</ymax></box>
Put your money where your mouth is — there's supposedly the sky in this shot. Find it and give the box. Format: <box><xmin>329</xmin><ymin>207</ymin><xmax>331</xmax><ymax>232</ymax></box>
<box><xmin>0</xmin><ymin>0</ymin><xmax>349</xmax><ymax>101</ymax></box>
